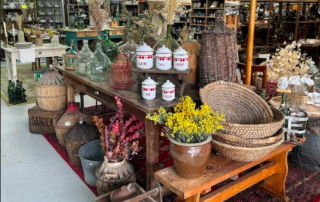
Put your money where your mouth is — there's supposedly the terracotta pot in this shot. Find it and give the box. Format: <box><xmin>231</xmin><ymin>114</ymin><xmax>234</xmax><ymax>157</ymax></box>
<box><xmin>169</xmin><ymin>136</ymin><xmax>212</xmax><ymax>178</ymax></box>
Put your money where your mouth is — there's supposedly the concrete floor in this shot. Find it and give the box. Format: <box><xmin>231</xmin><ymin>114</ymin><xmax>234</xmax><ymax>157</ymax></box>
<box><xmin>1</xmin><ymin>94</ymin><xmax>98</xmax><ymax>202</ymax></box>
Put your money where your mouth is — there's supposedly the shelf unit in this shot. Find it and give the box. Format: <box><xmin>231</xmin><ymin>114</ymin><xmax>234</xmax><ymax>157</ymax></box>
<box><xmin>237</xmin><ymin>0</ymin><xmax>320</xmax><ymax>48</ymax></box>
<box><xmin>66</xmin><ymin>4</ymin><xmax>90</xmax><ymax>27</ymax></box>
<box><xmin>190</xmin><ymin>0</ymin><xmax>226</xmax><ymax>40</ymax></box>
<box><xmin>36</xmin><ymin>0</ymin><xmax>65</xmax><ymax>29</ymax></box>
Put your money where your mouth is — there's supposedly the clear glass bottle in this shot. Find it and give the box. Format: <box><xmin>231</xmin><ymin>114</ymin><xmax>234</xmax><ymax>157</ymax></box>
<box><xmin>77</xmin><ymin>16</ymin><xmax>84</xmax><ymax>30</ymax></box>
<box><xmin>65</xmin><ymin>39</ymin><xmax>78</xmax><ymax>69</ymax></box>
<box><xmin>153</xmin><ymin>24</ymin><xmax>180</xmax><ymax>52</ymax></box>
<box><xmin>118</xmin><ymin>39</ymin><xmax>138</xmax><ymax>63</ymax></box>
<box><xmin>101</xmin><ymin>30</ymin><xmax>118</xmax><ymax>63</ymax></box>
<box><xmin>74</xmin><ymin>40</ymin><xmax>93</xmax><ymax>75</ymax></box>
<box><xmin>85</xmin><ymin>42</ymin><xmax>112</xmax><ymax>81</ymax></box>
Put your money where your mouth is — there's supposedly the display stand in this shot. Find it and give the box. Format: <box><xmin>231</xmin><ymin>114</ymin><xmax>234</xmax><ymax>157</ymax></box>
<box><xmin>133</xmin><ymin>67</ymin><xmax>192</xmax><ymax>96</ymax></box>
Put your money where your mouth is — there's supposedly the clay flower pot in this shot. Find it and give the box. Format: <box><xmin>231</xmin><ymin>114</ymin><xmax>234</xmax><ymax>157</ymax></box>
<box><xmin>169</xmin><ymin>136</ymin><xmax>212</xmax><ymax>178</ymax></box>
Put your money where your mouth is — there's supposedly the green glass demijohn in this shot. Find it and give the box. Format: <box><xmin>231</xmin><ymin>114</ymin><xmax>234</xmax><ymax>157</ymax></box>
<box><xmin>153</xmin><ymin>24</ymin><xmax>180</xmax><ymax>52</ymax></box>
<box><xmin>101</xmin><ymin>30</ymin><xmax>118</xmax><ymax>63</ymax></box>
<box><xmin>77</xmin><ymin>16</ymin><xmax>85</xmax><ymax>30</ymax></box>
<box><xmin>85</xmin><ymin>41</ymin><xmax>112</xmax><ymax>81</ymax></box>
<box><xmin>74</xmin><ymin>40</ymin><xmax>93</xmax><ymax>75</ymax></box>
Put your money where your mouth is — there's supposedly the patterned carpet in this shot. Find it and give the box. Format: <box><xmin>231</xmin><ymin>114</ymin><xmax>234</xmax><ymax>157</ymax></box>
<box><xmin>0</xmin><ymin>62</ymin><xmax>46</xmax><ymax>106</ymax></box>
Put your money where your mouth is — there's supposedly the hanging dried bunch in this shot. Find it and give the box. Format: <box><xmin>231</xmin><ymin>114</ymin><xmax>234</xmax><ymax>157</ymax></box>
<box><xmin>165</xmin><ymin>0</ymin><xmax>181</xmax><ymax>25</ymax></box>
<box><xmin>15</xmin><ymin>14</ymin><xmax>23</xmax><ymax>30</ymax></box>
<box><xmin>87</xmin><ymin>0</ymin><xmax>110</xmax><ymax>32</ymax></box>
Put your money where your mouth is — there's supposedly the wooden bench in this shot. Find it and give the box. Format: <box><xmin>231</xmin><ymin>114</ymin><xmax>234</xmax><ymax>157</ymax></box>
<box><xmin>155</xmin><ymin>143</ymin><xmax>295</xmax><ymax>202</ymax></box>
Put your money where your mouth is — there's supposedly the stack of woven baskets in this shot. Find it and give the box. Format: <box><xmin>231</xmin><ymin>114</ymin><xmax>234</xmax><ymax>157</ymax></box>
<box><xmin>200</xmin><ymin>82</ymin><xmax>285</xmax><ymax>162</ymax></box>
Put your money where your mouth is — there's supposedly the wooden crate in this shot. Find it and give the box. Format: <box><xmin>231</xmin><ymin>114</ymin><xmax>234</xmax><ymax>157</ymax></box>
<box><xmin>28</xmin><ymin>105</ymin><xmax>65</xmax><ymax>134</ymax></box>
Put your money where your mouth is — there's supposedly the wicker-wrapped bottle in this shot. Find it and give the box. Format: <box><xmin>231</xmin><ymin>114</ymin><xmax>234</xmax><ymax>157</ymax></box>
<box><xmin>53</xmin><ymin>101</ymin><xmax>91</xmax><ymax>147</ymax></box>
<box><xmin>35</xmin><ymin>66</ymin><xmax>67</xmax><ymax>110</ymax></box>
<box><xmin>65</xmin><ymin>121</ymin><xmax>100</xmax><ymax>165</ymax></box>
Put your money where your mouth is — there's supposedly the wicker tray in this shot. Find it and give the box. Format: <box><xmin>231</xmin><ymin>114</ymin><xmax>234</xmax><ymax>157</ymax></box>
<box><xmin>200</xmin><ymin>82</ymin><xmax>273</xmax><ymax>125</ymax></box>
<box><xmin>213</xmin><ymin>128</ymin><xmax>284</xmax><ymax>148</ymax></box>
<box><xmin>212</xmin><ymin>137</ymin><xmax>284</xmax><ymax>162</ymax></box>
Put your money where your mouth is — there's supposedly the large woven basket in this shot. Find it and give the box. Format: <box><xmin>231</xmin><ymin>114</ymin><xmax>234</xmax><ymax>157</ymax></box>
<box><xmin>212</xmin><ymin>137</ymin><xmax>284</xmax><ymax>162</ymax></box>
<box><xmin>212</xmin><ymin>128</ymin><xmax>284</xmax><ymax>148</ymax></box>
<box><xmin>200</xmin><ymin>82</ymin><xmax>274</xmax><ymax>124</ymax></box>
<box><xmin>222</xmin><ymin>107</ymin><xmax>285</xmax><ymax>138</ymax></box>
<box><xmin>199</xmin><ymin>17</ymin><xmax>238</xmax><ymax>87</ymax></box>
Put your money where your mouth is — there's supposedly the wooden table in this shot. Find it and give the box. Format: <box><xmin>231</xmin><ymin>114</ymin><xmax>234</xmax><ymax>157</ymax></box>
<box><xmin>1</xmin><ymin>44</ymin><xmax>67</xmax><ymax>83</ymax></box>
<box><xmin>56</xmin><ymin>65</ymin><xmax>180</xmax><ymax>190</ymax></box>
<box><xmin>64</xmin><ymin>29</ymin><xmax>100</xmax><ymax>47</ymax></box>
<box><xmin>155</xmin><ymin>143</ymin><xmax>295</xmax><ymax>202</ymax></box>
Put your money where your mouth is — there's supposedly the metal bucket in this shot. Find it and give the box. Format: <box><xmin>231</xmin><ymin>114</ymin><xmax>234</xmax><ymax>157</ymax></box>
<box><xmin>78</xmin><ymin>139</ymin><xmax>105</xmax><ymax>187</ymax></box>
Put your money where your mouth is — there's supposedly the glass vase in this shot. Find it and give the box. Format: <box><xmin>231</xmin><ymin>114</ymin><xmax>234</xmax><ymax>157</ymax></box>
<box><xmin>74</xmin><ymin>40</ymin><xmax>93</xmax><ymax>75</ymax></box>
<box><xmin>85</xmin><ymin>42</ymin><xmax>112</xmax><ymax>81</ymax></box>
<box><xmin>101</xmin><ymin>30</ymin><xmax>118</xmax><ymax>63</ymax></box>
<box><xmin>118</xmin><ymin>39</ymin><xmax>138</xmax><ymax>63</ymax></box>
<box><xmin>77</xmin><ymin>16</ymin><xmax>84</xmax><ymax>30</ymax></box>
<box><xmin>288</xmin><ymin>84</ymin><xmax>308</xmax><ymax>109</ymax></box>
<box><xmin>153</xmin><ymin>24</ymin><xmax>180</xmax><ymax>52</ymax></box>
<box><xmin>65</xmin><ymin>39</ymin><xmax>78</xmax><ymax>69</ymax></box>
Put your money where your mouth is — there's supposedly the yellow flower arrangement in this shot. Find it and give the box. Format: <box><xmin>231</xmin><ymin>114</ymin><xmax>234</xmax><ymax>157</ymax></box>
<box><xmin>146</xmin><ymin>96</ymin><xmax>224</xmax><ymax>143</ymax></box>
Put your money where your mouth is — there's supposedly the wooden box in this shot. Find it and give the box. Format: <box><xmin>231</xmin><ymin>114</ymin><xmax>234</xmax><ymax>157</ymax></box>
<box><xmin>28</xmin><ymin>105</ymin><xmax>65</xmax><ymax>134</ymax></box>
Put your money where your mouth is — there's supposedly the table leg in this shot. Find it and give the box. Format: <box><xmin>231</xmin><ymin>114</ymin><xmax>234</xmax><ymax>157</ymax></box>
<box><xmin>11</xmin><ymin>56</ymin><xmax>17</xmax><ymax>82</ymax></box>
<box><xmin>5</xmin><ymin>53</ymin><xmax>13</xmax><ymax>81</ymax></box>
<box><xmin>67</xmin><ymin>83</ymin><xmax>75</xmax><ymax>103</ymax></box>
<box><xmin>259</xmin><ymin>150</ymin><xmax>290</xmax><ymax>202</ymax></box>
<box><xmin>53</xmin><ymin>56</ymin><xmax>58</xmax><ymax>67</ymax></box>
<box><xmin>145</xmin><ymin>119</ymin><xmax>160</xmax><ymax>190</ymax></box>
<box><xmin>176</xmin><ymin>193</ymin><xmax>200</xmax><ymax>202</ymax></box>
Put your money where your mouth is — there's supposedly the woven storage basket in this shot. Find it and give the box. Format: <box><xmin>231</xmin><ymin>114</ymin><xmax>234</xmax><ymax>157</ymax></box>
<box><xmin>35</xmin><ymin>69</ymin><xmax>67</xmax><ymax>111</ymax></box>
<box><xmin>222</xmin><ymin>107</ymin><xmax>285</xmax><ymax>138</ymax></box>
<box><xmin>213</xmin><ymin>128</ymin><xmax>284</xmax><ymax>148</ymax></box>
<box><xmin>200</xmin><ymin>82</ymin><xmax>274</xmax><ymax>124</ymax></box>
<box><xmin>212</xmin><ymin>137</ymin><xmax>284</xmax><ymax>162</ymax></box>
<box><xmin>199</xmin><ymin>16</ymin><xmax>238</xmax><ymax>87</ymax></box>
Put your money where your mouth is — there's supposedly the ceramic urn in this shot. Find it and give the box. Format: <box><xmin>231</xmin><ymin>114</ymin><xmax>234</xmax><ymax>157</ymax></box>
<box><xmin>162</xmin><ymin>80</ymin><xmax>175</xmax><ymax>101</ymax></box>
<box><xmin>136</xmin><ymin>43</ymin><xmax>154</xmax><ymax>69</ymax></box>
<box><xmin>156</xmin><ymin>45</ymin><xmax>172</xmax><ymax>71</ymax></box>
<box><xmin>141</xmin><ymin>77</ymin><xmax>156</xmax><ymax>100</ymax></box>
<box><xmin>173</xmin><ymin>47</ymin><xmax>189</xmax><ymax>71</ymax></box>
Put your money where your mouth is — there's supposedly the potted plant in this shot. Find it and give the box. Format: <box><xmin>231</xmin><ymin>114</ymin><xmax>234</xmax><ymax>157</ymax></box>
<box><xmin>268</xmin><ymin>41</ymin><xmax>318</xmax><ymax>107</ymax></box>
<box><xmin>93</xmin><ymin>96</ymin><xmax>144</xmax><ymax>195</ymax></box>
<box><xmin>147</xmin><ymin>96</ymin><xmax>224</xmax><ymax>178</ymax></box>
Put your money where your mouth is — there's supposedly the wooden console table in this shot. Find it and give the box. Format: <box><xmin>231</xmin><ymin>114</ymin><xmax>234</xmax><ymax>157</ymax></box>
<box><xmin>155</xmin><ymin>143</ymin><xmax>295</xmax><ymax>202</ymax></box>
<box><xmin>56</xmin><ymin>65</ymin><xmax>181</xmax><ymax>190</ymax></box>
<box><xmin>1</xmin><ymin>44</ymin><xmax>67</xmax><ymax>83</ymax></box>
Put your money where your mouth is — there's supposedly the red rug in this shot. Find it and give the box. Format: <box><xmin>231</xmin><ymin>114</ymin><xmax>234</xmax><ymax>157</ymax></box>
<box><xmin>43</xmin><ymin>105</ymin><xmax>320</xmax><ymax>201</ymax></box>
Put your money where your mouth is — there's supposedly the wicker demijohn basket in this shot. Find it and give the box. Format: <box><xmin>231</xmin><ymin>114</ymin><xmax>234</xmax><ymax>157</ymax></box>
<box><xmin>53</xmin><ymin>102</ymin><xmax>91</xmax><ymax>148</ymax></box>
<box><xmin>35</xmin><ymin>68</ymin><xmax>67</xmax><ymax>111</ymax></box>
<box><xmin>199</xmin><ymin>16</ymin><xmax>238</xmax><ymax>87</ymax></box>
<box><xmin>211</xmin><ymin>137</ymin><xmax>284</xmax><ymax>162</ymax></box>
<box><xmin>65</xmin><ymin>121</ymin><xmax>100</xmax><ymax>165</ymax></box>
<box><xmin>213</xmin><ymin>128</ymin><xmax>284</xmax><ymax>148</ymax></box>
<box><xmin>96</xmin><ymin>160</ymin><xmax>136</xmax><ymax>195</ymax></box>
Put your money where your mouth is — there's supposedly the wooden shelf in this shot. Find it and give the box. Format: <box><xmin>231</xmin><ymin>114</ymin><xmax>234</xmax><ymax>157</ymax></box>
<box><xmin>193</xmin><ymin>7</ymin><xmax>206</xmax><ymax>9</ymax></box>
<box><xmin>191</xmin><ymin>24</ymin><xmax>206</xmax><ymax>26</ymax></box>
<box><xmin>133</xmin><ymin>67</ymin><xmax>192</xmax><ymax>75</ymax></box>
<box><xmin>191</xmin><ymin>16</ymin><xmax>206</xmax><ymax>18</ymax></box>
<box><xmin>207</xmin><ymin>7</ymin><xmax>224</xmax><ymax>10</ymax></box>
<box><xmin>68</xmin><ymin>4</ymin><xmax>89</xmax><ymax>6</ymax></box>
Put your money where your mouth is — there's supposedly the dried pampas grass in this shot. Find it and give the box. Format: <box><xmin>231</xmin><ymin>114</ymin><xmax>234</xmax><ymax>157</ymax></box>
<box><xmin>165</xmin><ymin>0</ymin><xmax>181</xmax><ymax>25</ymax></box>
<box><xmin>87</xmin><ymin>0</ymin><xmax>110</xmax><ymax>32</ymax></box>
<box><xmin>15</xmin><ymin>14</ymin><xmax>23</xmax><ymax>30</ymax></box>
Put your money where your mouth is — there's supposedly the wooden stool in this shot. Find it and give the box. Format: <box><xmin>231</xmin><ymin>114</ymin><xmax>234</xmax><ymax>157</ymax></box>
<box><xmin>155</xmin><ymin>144</ymin><xmax>295</xmax><ymax>202</ymax></box>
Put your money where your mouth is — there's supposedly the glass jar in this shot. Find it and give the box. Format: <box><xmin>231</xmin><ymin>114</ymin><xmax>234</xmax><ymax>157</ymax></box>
<box><xmin>153</xmin><ymin>24</ymin><xmax>180</xmax><ymax>52</ymax></box>
<box><xmin>118</xmin><ymin>39</ymin><xmax>138</xmax><ymax>63</ymax></box>
<box><xmin>85</xmin><ymin>42</ymin><xmax>112</xmax><ymax>81</ymax></box>
<box><xmin>65</xmin><ymin>39</ymin><xmax>78</xmax><ymax>69</ymax></box>
<box><xmin>74</xmin><ymin>40</ymin><xmax>93</xmax><ymax>75</ymax></box>
<box><xmin>76</xmin><ymin>16</ymin><xmax>84</xmax><ymax>30</ymax></box>
<box><xmin>68</xmin><ymin>16</ymin><xmax>76</xmax><ymax>29</ymax></box>
<box><xmin>288</xmin><ymin>84</ymin><xmax>308</xmax><ymax>109</ymax></box>
<box><xmin>101</xmin><ymin>30</ymin><xmax>118</xmax><ymax>63</ymax></box>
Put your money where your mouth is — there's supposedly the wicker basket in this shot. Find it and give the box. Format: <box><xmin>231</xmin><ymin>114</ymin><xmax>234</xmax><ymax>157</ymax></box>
<box><xmin>199</xmin><ymin>17</ymin><xmax>238</xmax><ymax>87</ymax></box>
<box><xmin>35</xmin><ymin>69</ymin><xmax>67</xmax><ymax>111</ymax></box>
<box><xmin>213</xmin><ymin>128</ymin><xmax>284</xmax><ymax>148</ymax></box>
<box><xmin>222</xmin><ymin>107</ymin><xmax>285</xmax><ymax>138</ymax></box>
<box><xmin>211</xmin><ymin>137</ymin><xmax>284</xmax><ymax>162</ymax></box>
<box><xmin>200</xmin><ymin>81</ymin><xmax>274</xmax><ymax>125</ymax></box>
